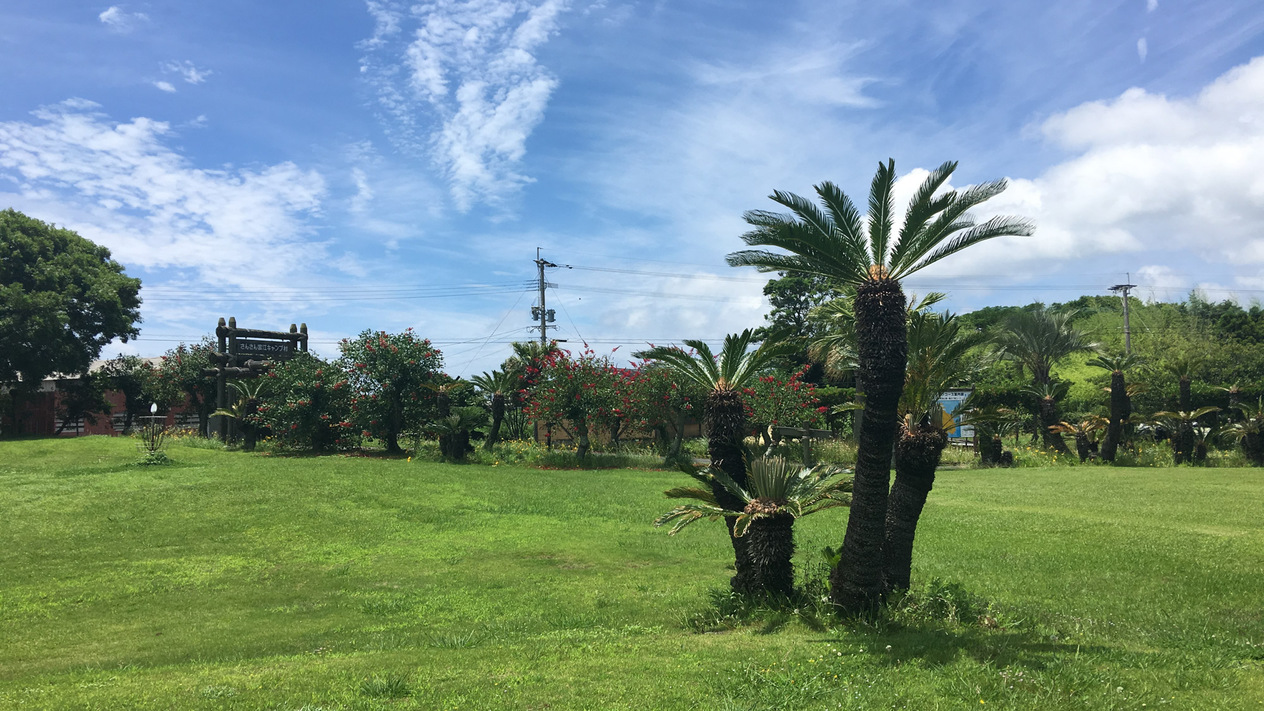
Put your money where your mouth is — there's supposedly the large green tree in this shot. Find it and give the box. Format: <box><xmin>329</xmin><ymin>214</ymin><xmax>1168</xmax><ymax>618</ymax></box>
<box><xmin>339</xmin><ymin>329</ymin><xmax>445</xmax><ymax>454</ymax></box>
<box><xmin>0</xmin><ymin>209</ymin><xmax>141</xmax><ymax>388</ymax></box>
<box><xmin>728</xmin><ymin>159</ymin><xmax>1032</xmax><ymax>613</ymax></box>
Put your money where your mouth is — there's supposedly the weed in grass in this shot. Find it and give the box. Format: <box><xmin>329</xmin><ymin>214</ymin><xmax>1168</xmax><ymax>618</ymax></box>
<box><xmin>135</xmin><ymin>449</ymin><xmax>170</xmax><ymax>466</ymax></box>
<box><xmin>359</xmin><ymin>673</ymin><xmax>411</xmax><ymax>699</ymax></box>
<box><xmin>423</xmin><ymin>628</ymin><xmax>486</xmax><ymax>648</ymax></box>
<box><xmin>198</xmin><ymin>684</ymin><xmax>237</xmax><ymax>699</ymax></box>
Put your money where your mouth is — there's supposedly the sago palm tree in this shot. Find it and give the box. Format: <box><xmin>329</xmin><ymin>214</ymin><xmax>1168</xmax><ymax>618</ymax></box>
<box><xmin>1087</xmin><ymin>352</ymin><xmax>1142</xmax><ymax>462</ymax></box>
<box><xmin>656</xmin><ymin>456</ymin><xmax>852</xmax><ymax>596</ymax></box>
<box><xmin>635</xmin><ymin>329</ymin><xmax>794</xmax><ymax>593</ymax></box>
<box><xmin>1049</xmin><ymin>415</ymin><xmax>1107</xmax><ymax>463</ymax></box>
<box><xmin>883</xmin><ymin>308</ymin><xmax>989</xmax><ymax>593</ymax></box>
<box><xmin>995</xmin><ymin>307</ymin><xmax>1095</xmax><ymax>454</ymax></box>
<box><xmin>1225</xmin><ymin>397</ymin><xmax>1264</xmax><ymax>466</ymax></box>
<box><xmin>1023</xmin><ymin>380</ymin><xmax>1072</xmax><ymax>453</ymax></box>
<box><xmin>727</xmin><ymin>159</ymin><xmax>1033</xmax><ymax>612</ymax></box>
<box><xmin>1152</xmin><ymin>407</ymin><xmax>1220</xmax><ymax>465</ymax></box>
<box><xmin>210</xmin><ymin>379</ymin><xmax>267</xmax><ymax>451</ymax></box>
<box><xmin>470</xmin><ymin>369</ymin><xmax>515</xmax><ymax>451</ymax></box>
<box><xmin>1166</xmin><ymin>354</ymin><xmax>1200</xmax><ymax>412</ymax></box>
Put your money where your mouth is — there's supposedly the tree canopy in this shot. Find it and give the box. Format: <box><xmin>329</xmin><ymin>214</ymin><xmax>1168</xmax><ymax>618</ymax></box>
<box><xmin>0</xmin><ymin>209</ymin><xmax>141</xmax><ymax>385</ymax></box>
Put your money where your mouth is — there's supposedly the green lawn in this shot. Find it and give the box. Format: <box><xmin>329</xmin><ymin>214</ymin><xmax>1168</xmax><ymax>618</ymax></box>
<box><xmin>1</xmin><ymin>437</ymin><xmax>1262</xmax><ymax>710</ymax></box>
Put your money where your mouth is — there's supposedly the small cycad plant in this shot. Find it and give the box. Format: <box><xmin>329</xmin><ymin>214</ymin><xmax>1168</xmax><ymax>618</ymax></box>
<box><xmin>656</xmin><ymin>455</ymin><xmax>852</xmax><ymax>597</ymax></box>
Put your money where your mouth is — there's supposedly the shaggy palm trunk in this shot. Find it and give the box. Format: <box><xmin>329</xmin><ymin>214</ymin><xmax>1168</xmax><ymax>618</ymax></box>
<box><xmin>1101</xmin><ymin>371</ymin><xmax>1126</xmax><ymax>462</ymax></box>
<box><xmin>882</xmin><ymin>421</ymin><xmax>947</xmax><ymax>594</ymax></box>
<box><xmin>1074</xmin><ymin>434</ymin><xmax>1090</xmax><ymax>462</ymax></box>
<box><xmin>707</xmin><ymin>388</ymin><xmax>754</xmax><ymax>594</ymax></box>
<box><xmin>978</xmin><ymin>431</ymin><xmax>1001</xmax><ymax>466</ymax></box>
<box><xmin>743</xmin><ymin>512</ymin><xmax>796</xmax><ymax>597</ymax></box>
<box><xmin>437</xmin><ymin>391</ymin><xmax>452</xmax><ymax>458</ymax></box>
<box><xmin>1174</xmin><ymin>376</ymin><xmax>1194</xmax><ymax>464</ymax></box>
<box><xmin>1039</xmin><ymin>397</ymin><xmax>1071</xmax><ymax>454</ymax></box>
<box><xmin>242</xmin><ymin>399</ymin><xmax>259</xmax><ymax>451</ymax></box>
<box><xmin>829</xmin><ymin>278</ymin><xmax>906</xmax><ymax>614</ymax></box>
<box><xmin>1243</xmin><ymin>432</ymin><xmax>1264</xmax><ymax>466</ymax></box>
<box><xmin>484</xmin><ymin>392</ymin><xmax>505</xmax><ymax>451</ymax></box>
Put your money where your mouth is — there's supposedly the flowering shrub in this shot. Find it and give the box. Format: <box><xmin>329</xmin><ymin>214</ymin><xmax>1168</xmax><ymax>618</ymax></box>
<box><xmin>150</xmin><ymin>338</ymin><xmax>218</xmax><ymax>435</ymax></box>
<box><xmin>522</xmin><ymin>346</ymin><xmax>621</xmax><ymax>458</ymax></box>
<box><xmin>743</xmin><ymin>365</ymin><xmax>825</xmax><ymax>434</ymax></box>
<box><xmin>338</xmin><ymin>329</ymin><xmax>445</xmax><ymax>453</ymax></box>
<box><xmin>251</xmin><ymin>352</ymin><xmax>355</xmax><ymax>452</ymax></box>
<box><xmin>626</xmin><ymin>361</ymin><xmax>702</xmax><ymax>457</ymax></box>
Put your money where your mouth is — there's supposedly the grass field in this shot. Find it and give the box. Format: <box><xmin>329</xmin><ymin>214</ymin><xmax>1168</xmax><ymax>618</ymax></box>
<box><xmin>1</xmin><ymin>437</ymin><xmax>1262</xmax><ymax>710</ymax></box>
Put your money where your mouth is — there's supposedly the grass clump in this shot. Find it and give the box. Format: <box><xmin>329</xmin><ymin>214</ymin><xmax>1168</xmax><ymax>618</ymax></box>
<box><xmin>359</xmin><ymin>673</ymin><xmax>411</xmax><ymax>699</ymax></box>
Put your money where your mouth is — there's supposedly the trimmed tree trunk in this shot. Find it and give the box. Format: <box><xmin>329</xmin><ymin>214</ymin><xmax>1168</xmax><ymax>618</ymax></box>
<box><xmin>1074</xmin><ymin>433</ymin><xmax>1090</xmax><ymax>462</ymax></box>
<box><xmin>882</xmin><ymin>421</ymin><xmax>947</xmax><ymax>594</ymax></box>
<box><xmin>1101</xmin><ymin>371</ymin><xmax>1125</xmax><ymax>462</ymax></box>
<box><xmin>1039</xmin><ymin>397</ymin><xmax>1071</xmax><ymax>455</ymax></box>
<box><xmin>707</xmin><ymin>388</ymin><xmax>754</xmax><ymax>594</ymax></box>
<box><xmin>743</xmin><ymin>511</ymin><xmax>796</xmax><ymax>597</ymax></box>
<box><xmin>436</xmin><ymin>390</ymin><xmax>452</xmax><ymax>459</ymax></box>
<box><xmin>242</xmin><ymin>398</ymin><xmax>259</xmax><ymax>451</ymax></box>
<box><xmin>1243</xmin><ymin>431</ymin><xmax>1264</xmax><ymax>466</ymax></box>
<box><xmin>829</xmin><ymin>278</ymin><xmax>907</xmax><ymax>615</ymax></box>
<box><xmin>483</xmin><ymin>392</ymin><xmax>505</xmax><ymax>451</ymax></box>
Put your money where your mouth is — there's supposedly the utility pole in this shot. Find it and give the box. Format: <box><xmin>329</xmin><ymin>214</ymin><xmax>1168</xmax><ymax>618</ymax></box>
<box><xmin>533</xmin><ymin>248</ymin><xmax>557</xmax><ymax>345</ymax></box>
<box><xmin>1109</xmin><ymin>273</ymin><xmax>1137</xmax><ymax>354</ymax></box>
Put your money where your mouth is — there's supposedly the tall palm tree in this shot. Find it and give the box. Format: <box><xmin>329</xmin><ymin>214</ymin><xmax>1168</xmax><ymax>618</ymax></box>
<box><xmin>1087</xmin><ymin>352</ymin><xmax>1141</xmax><ymax>462</ymax></box>
<box><xmin>994</xmin><ymin>307</ymin><xmax>1095</xmax><ymax>454</ymax></box>
<box><xmin>636</xmin><ymin>330</ymin><xmax>794</xmax><ymax>593</ymax></box>
<box><xmin>882</xmin><ymin>309</ymin><xmax>989</xmax><ymax>593</ymax></box>
<box><xmin>1166</xmin><ymin>354</ymin><xmax>1200</xmax><ymax>412</ymax></box>
<box><xmin>656</xmin><ymin>456</ymin><xmax>852</xmax><ymax>596</ymax></box>
<box><xmin>470</xmin><ymin>370</ymin><xmax>515</xmax><ymax>451</ymax></box>
<box><xmin>727</xmin><ymin>159</ymin><xmax>1033</xmax><ymax>612</ymax></box>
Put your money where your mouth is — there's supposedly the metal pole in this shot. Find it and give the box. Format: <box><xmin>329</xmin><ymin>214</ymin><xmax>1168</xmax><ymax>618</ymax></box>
<box><xmin>1109</xmin><ymin>275</ymin><xmax>1137</xmax><ymax>355</ymax></box>
<box><xmin>537</xmin><ymin>248</ymin><xmax>548</xmax><ymax>345</ymax></box>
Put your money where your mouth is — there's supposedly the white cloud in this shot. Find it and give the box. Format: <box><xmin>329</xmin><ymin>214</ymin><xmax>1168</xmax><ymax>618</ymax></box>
<box><xmin>98</xmin><ymin>6</ymin><xmax>148</xmax><ymax>32</ymax></box>
<box><xmin>152</xmin><ymin>80</ymin><xmax>177</xmax><ymax>93</ymax></box>
<box><xmin>1135</xmin><ymin>265</ymin><xmax>1188</xmax><ymax>301</ymax></box>
<box><xmin>915</xmin><ymin>55</ymin><xmax>1264</xmax><ymax>285</ymax></box>
<box><xmin>0</xmin><ymin>100</ymin><xmax>328</xmax><ymax>291</ymax></box>
<box><xmin>162</xmin><ymin>61</ymin><xmax>213</xmax><ymax>85</ymax></box>
<box><xmin>360</xmin><ymin>0</ymin><xmax>570</xmax><ymax>211</ymax></box>
<box><xmin>1137</xmin><ymin>37</ymin><xmax>1148</xmax><ymax>62</ymax></box>
<box><xmin>1146</xmin><ymin>0</ymin><xmax>1158</xmax><ymax>12</ymax></box>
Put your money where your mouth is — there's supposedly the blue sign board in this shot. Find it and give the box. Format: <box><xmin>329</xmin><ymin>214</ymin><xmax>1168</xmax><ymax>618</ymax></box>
<box><xmin>936</xmin><ymin>389</ymin><xmax>973</xmax><ymax>439</ymax></box>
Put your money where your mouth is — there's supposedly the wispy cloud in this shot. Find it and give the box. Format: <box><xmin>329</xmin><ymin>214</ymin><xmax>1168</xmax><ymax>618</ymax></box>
<box><xmin>0</xmin><ymin>100</ymin><xmax>328</xmax><ymax>290</ymax></box>
<box><xmin>1137</xmin><ymin>37</ymin><xmax>1148</xmax><ymax>62</ymax></box>
<box><xmin>162</xmin><ymin>60</ymin><xmax>213</xmax><ymax>85</ymax></box>
<box><xmin>98</xmin><ymin>5</ymin><xmax>149</xmax><ymax>33</ymax></box>
<box><xmin>359</xmin><ymin>0</ymin><xmax>570</xmax><ymax>211</ymax></box>
<box><xmin>152</xmin><ymin>80</ymin><xmax>177</xmax><ymax>93</ymax></box>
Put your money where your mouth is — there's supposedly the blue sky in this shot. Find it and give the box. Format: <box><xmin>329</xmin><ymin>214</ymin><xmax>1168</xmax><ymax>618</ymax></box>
<box><xmin>3</xmin><ymin>0</ymin><xmax>1264</xmax><ymax>375</ymax></box>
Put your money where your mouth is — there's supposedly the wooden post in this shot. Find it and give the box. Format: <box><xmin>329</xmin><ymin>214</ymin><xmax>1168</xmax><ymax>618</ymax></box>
<box><xmin>215</xmin><ymin>317</ymin><xmax>228</xmax><ymax>441</ymax></box>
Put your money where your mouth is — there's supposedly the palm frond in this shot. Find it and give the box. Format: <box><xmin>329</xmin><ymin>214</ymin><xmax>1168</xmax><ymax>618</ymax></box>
<box><xmin>663</xmin><ymin>486</ymin><xmax>716</xmax><ymax>502</ymax></box>
<box><xmin>867</xmin><ymin>159</ymin><xmax>896</xmax><ymax>269</ymax></box>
